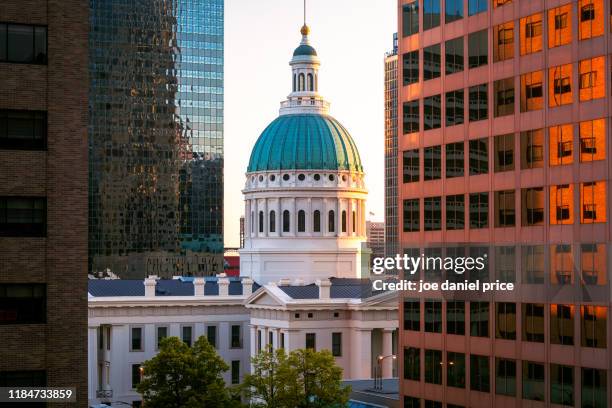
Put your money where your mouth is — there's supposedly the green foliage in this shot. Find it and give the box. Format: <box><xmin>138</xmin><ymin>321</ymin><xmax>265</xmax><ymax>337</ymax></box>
<box><xmin>137</xmin><ymin>336</ymin><xmax>242</xmax><ymax>408</ymax></box>
<box><xmin>242</xmin><ymin>348</ymin><xmax>351</xmax><ymax>408</ymax></box>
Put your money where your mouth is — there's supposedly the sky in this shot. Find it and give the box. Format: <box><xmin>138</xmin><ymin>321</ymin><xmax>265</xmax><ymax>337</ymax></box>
<box><xmin>224</xmin><ymin>0</ymin><xmax>396</xmax><ymax>247</ymax></box>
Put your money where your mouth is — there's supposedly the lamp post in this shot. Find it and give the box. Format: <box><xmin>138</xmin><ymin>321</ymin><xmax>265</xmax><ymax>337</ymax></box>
<box><xmin>374</xmin><ymin>354</ymin><xmax>396</xmax><ymax>390</ymax></box>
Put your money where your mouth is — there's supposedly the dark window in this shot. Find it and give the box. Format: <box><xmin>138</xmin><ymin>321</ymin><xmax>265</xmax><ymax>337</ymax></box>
<box><xmin>581</xmin><ymin>4</ymin><xmax>595</xmax><ymax>21</ymax></box>
<box><xmin>581</xmin><ymin>305</ymin><xmax>607</xmax><ymax>348</ymax></box>
<box><xmin>182</xmin><ymin>325</ymin><xmax>193</xmax><ymax>347</ymax></box>
<box><xmin>424</xmin><ymin>197</ymin><xmax>442</xmax><ymax>231</ymax></box>
<box><xmin>582</xmin><ymin>368</ymin><xmax>607</xmax><ymax>408</ymax></box>
<box><xmin>554</xmin><ymin>13</ymin><xmax>568</xmax><ymax>30</ymax></box>
<box><xmin>206</xmin><ymin>325</ymin><xmax>217</xmax><ymax>348</ymax></box>
<box><xmin>446</xmin><ymin>0</ymin><xmax>464</xmax><ymax>23</ymax></box>
<box><xmin>424</xmin><ymin>94</ymin><xmax>442</xmax><ymax>130</ymax></box>
<box><xmin>403</xmin><ymin>149</ymin><xmax>419</xmax><ymax>183</ymax></box>
<box><xmin>0</xmin><ymin>284</ymin><xmax>45</xmax><ymax>325</ymax></box>
<box><xmin>258</xmin><ymin>211</ymin><xmax>264</xmax><ymax>233</ymax></box>
<box><xmin>0</xmin><ymin>370</ymin><xmax>46</xmax><ymax>387</ymax></box>
<box><xmin>424</xmin><ymin>300</ymin><xmax>442</xmax><ymax>332</ymax></box>
<box><xmin>156</xmin><ymin>326</ymin><xmax>168</xmax><ymax>349</ymax></box>
<box><xmin>269</xmin><ymin>210</ymin><xmax>276</xmax><ymax>233</ymax></box>
<box><xmin>495</xmin><ymin>190</ymin><xmax>515</xmax><ymax>227</ymax></box>
<box><xmin>445</xmin><ymin>89</ymin><xmax>464</xmax><ymax>126</ymax></box>
<box><xmin>404</xmin><ymin>396</ymin><xmax>420</xmax><ymax>408</ymax></box>
<box><xmin>447</xmin><ymin>301</ymin><xmax>465</xmax><ymax>334</ymax></box>
<box><xmin>521</xmin><ymin>129</ymin><xmax>544</xmax><ymax>169</ymax></box>
<box><xmin>404</xmin><ymin>347</ymin><xmax>420</xmax><ymax>380</ymax></box>
<box><xmin>0</xmin><ymin>110</ymin><xmax>47</xmax><ymax>150</ymax></box>
<box><xmin>470</xmin><ymin>355</ymin><xmax>490</xmax><ymax>392</ymax></box>
<box><xmin>469</xmin><ymin>192</ymin><xmax>488</xmax><ymax>229</ymax></box>
<box><xmin>305</xmin><ymin>333</ymin><xmax>316</xmax><ymax>350</ymax></box>
<box><xmin>402</xmin><ymin>2</ymin><xmax>419</xmax><ymax>37</ymax></box>
<box><xmin>523</xmin><ymin>303</ymin><xmax>545</xmax><ymax>342</ymax></box>
<box><xmin>494</xmin><ymin>133</ymin><xmax>514</xmax><ymax>172</ymax></box>
<box><xmin>403</xmin><ymin>199</ymin><xmax>420</xmax><ymax>232</ymax></box>
<box><xmin>550</xmin><ymin>304</ymin><xmax>574</xmax><ymax>345</ymax></box>
<box><xmin>341</xmin><ymin>210</ymin><xmax>347</xmax><ymax>232</ymax></box>
<box><xmin>231</xmin><ymin>325</ymin><xmax>242</xmax><ymax>348</ymax></box>
<box><xmin>522</xmin><ymin>361</ymin><xmax>545</xmax><ymax>401</ymax></box>
<box><xmin>313</xmin><ymin>210</ymin><xmax>320</xmax><ymax>232</ymax></box>
<box><xmin>424</xmin><ymin>0</ymin><xmax>441</xmax><ymax>30</ymax></box>
<box><xmin>424</xmin><ymin>349</ymin><xmax>442</xmax><ymax>384</ymax></box>
<box><xmin>0</xmin><ymin>24</ymin><xmax>47</xmax><ymax>64</ymax></box>
<box><xmin>425</xmin><ymin>401</ymin><xmax>442</xmax><ymax>408</ymax></box>
<box><xmin>231</xmin><ymin>361</ymin><xmax>240</xmax><ymax>384</ymax></box>
<box><xmin>447</xmin><ymin>352</ymin><xmax>466</xmax><ymax>388</ymax></box>
<box><xmin>403</xmin><ymin>51</ymin><xmax>419</xmax><ymax>85</ymax></box>
<box><xmin>470</xmin><ymin>301</ymin><xmax>489</xmax><ymax>336</ymax></box>
<box><xmin>131</xmin><ymin>327</ymin><xmax>143</xmax><ymax>351</ymax></box>
<box><xmin>298</xmin><ymin>210</ymin><xmax>305</xmax><ymax>232</ymax></box>
<box><xmin>468</xmin><ymin>30</ymin><xmax>488</xmax><ymax>68</ymax></box>
<box><xmin>403</xmin><ymin>100</ymin><xmax>419</xmax><ymax>133</ymax></box>
<box><xmin>469</xmin><ymin>138</ymin><xmax>488</xmax><ymax>175</ymax></box>
<box><xmin>468</xmin><ymin>0</ymin><xmax>487</xmax><ymax>15</ymax></box>
<box><xmin>446</xmin><ymin>142</ymin><xmax>464</xmax><ymax>178</ymax></box>
<box><xmin>282</xmin><ymin>210</ymin><xmax>290</xmax><ymax>232</ymax></box>
<box><xmin>0</xmin><ymin>197</ymin><xmax>46</xmax><ymax>237</ymax></box>
<box><xmin>551</xmin><ymin>364</ymin><xmax>574</xmax><ymax>406</ymax></box>
<box><xmin>496</xmin><ymin>302</ymin><xmax>516</xmax><ymax>340</ymax></box>
<box><xmin>446</xmin><ymin>195</ymin><xmax>465</xmax><ymax>230</ymax></box>
<box><xmin>469</xmin><ymin>84</ymin><xmax>488</xmax><ymax>121</ymax></box>
<box><xmin>332</xmin><ymin>332</ymin><xmax>342</xmax><ymax>356</ymax></box>
<box><xmin>494</xmin><ymin>78</ymin><xmax>515</xmax><ymax>117</ymax></box>
<box><xmin>131</xmin><ymin>364</ymin><xmax>142</xmax><ymax>388</ymax></box>
<box><xmin>496</xmin><ymin>358</ymin><xmax>516</xmax><ymax>396</ymax></box>
<box><xmin>424</xmin><ymin>146</ymin><xmax>441</xmax><ymax>180</ymax></box>
<box><xmin>445</xmin><ymin>37</ymin><xmax>464</xmax><ymax>74</ymax></box>
<box><xmin>403</xmin><ymin>299</ymin><xmax>420</xmax><ymax>330</ymax></box>
<box><xmin>328</xmin><ymin>210</ymin><xmax>335</xmax><ymax>232</ymax></box>
<box><xmin>424</xmin><ymin>44</ymin><xmax>441</xmax><ymax>80</ymax></box>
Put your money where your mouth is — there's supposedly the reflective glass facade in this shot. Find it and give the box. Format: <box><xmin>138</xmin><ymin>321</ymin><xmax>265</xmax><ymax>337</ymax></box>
<box><xmin>89</xmin><ymin>0</ymin><xmax>223</xmax><ymax>278</ymax></box>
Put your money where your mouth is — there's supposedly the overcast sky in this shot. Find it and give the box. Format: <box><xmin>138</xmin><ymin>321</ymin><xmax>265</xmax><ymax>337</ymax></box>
<box><xmin>224</xmin><ymin>0</ymin><xmax>396</xmax><ymax>247</ymax></box>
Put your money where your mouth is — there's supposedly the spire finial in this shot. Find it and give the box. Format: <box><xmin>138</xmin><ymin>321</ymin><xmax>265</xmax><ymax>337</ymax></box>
<box><xmin>300</xmin><ymin>0</ymin><xmax>310</xmax><ymax>36</ymax></box>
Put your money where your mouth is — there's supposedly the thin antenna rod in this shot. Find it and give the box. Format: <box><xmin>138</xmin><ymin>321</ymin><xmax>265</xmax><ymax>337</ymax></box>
<box><xmin>303</xmin><ymin>0</ymin><xmax>306</xmax><ymax>25</ymax></box>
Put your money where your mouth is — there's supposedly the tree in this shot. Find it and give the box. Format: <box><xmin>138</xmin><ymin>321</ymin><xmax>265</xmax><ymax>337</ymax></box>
<box><xmin>243</xmin><ymin>348</ymin><xmax>350</xmax><ymax>408</ymax></box>
<box><xmin>137</xmin><ymin>336</ymin><xmax>242</xmax><ymax>408</ymax></box>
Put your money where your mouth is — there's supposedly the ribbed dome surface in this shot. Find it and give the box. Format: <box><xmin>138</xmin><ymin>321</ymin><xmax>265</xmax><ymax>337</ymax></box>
<box><xmin>247</xmin><ymin>114</ymin><xmax>363</xmax><ymax>173</ymax></box>
<box><xmin>293</xmin><ymin>44</ymin><xmax>317</xmax><ymax>56</ymax></box>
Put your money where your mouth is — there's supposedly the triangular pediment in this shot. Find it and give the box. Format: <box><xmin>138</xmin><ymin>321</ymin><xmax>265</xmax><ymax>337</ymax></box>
<box><xmin>245</xmin><ymin>285</ymin><xmax>290</xmax><ymax>307</ymax></box>
<box><xmin>358</xmin><ymin>290</ymin><xmax>399</xmax><ymax>309</ymax></box>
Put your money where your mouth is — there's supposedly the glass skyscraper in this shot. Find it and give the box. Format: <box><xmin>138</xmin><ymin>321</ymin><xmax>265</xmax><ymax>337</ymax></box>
<box><xmin>89</xmin><ymin>0</ymin><xmax>223</xmax><ymax>278</ymax></box>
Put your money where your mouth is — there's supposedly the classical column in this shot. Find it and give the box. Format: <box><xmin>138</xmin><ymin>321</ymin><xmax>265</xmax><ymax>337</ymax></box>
<box><xmin>245</xmin><ymin>200</ymin><xmax>251</xmax><ymax>239</ymax></box>
<box><xmin>249</xmin><ymin>325</ymin><xmax>257</xmax><ymax>358</ymax></box>
<box><xmin>381</xmin><ymin>328</ymin><xmax>394</xmax><ymax>378</ymax></box>
<box><xmin>88</xmin><ymin>326</ymin><xmax>99</xmax><ymax>400</ymax></box>
<box><xmin>263</xmin><ymin>199</ymin><xmax>268</xmax><ymax>237</ymax></box>
<box><xmin>349</xmin><ymin>328</ymin><xmax>372</xmax><ymax>379</ymax></box>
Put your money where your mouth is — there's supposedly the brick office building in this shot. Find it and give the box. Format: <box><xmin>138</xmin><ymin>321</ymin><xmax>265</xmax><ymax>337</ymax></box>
<box><xmin>397</xmin><ymin>0</ymin><xmax>610</xmax><ymax>407</ymax></box>
<box><xmin>0</xmin><ymin>0</ymin><xmax>88</xmax><ymax>405</ymax></box>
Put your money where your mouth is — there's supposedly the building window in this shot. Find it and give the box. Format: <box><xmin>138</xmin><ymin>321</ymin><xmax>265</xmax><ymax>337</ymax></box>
<box><xmin>403</xmin><ymin>100</ymin><xmax>419</xmax><ymax>134</ymax></box>
<box><xmin>404</xmin><ymin>396</ymin><xmax>420</xmax><ymax>408</ymax></box>
<box><xmin>445</xmin><ymin>37</ymin><xmax>464</xmax><ymax>74</ymax></box>
<box><xmin>282</xmin><ymin>210</ymin><xmax>290</xmax><ymax>232</ymax></box>
<box><xmin>403</xmin><ymin>199</ymin><xmax>420</xmax><ymax>232</ymax></box>
<box><xmin>470</xmin><ymin>301</ymin><xmax>489</xmax><ymax>337</ymax></box>
<box><xmin>495</xmin><ymin>302</ymin><xmax>516</xmax><ymax>340</ymax></box>
<box><xmin>131</xmin><ymin>364</ymin><xmax>142</xmax><ymax>389</ymax></box>
<box><xmin>130</xmin><ymin>326</ymin><xmax>143</xmax><ymax>351</ymax></box>
<box><xmin>581</xmin><ymin>243</ymin><xmax>606</xmax><ymax>285</ymax></box>
<box><xmin>403</xmin><ymin>149</ymin><xmax>419</xmax><ymax>183</ymax></box>
<box><xmin>549</xmin><ymin>63</ymin><xmax>573</xmax><ymax>107</ymax></box>
<box><xmin>494</xmin><ymin>133</ymin><xmax>514</xmax><ymax>172</ymax></box>
<box><xmin>468</xmin><ymin>84</ymin><xmax>488</xmax><ymax>121</ymax></box>
<box><xmin>257</xmin><ymin>330</ymin><xmax>262</xmax><ymax>352</ymax></box>
<box><xmin>469</xmin><ymin>192</ymin><xmax>488</xmax><ymax>229</ymax></box>
<box><xmin>468</xmin><ymin>138</ymin><xmax>488</xmax><ymax>175</ymax></box>
<box><xmin>0</xmin><ymin>110</ymin><xmax>47</xmax><ymax>150</ymax></box>
<box><xmin>305</xmin><ymin>333</ymin><xmax>316</xmax><ymax>350</ymax></box>
<box><xmin>523</xmin><ymin>361</ymin><xmax>545</xmax><ymax>401</ymax></box>
<box><xmin>0</xmin><ymin>284</ymin><xmax>45</xmax><ymax>325</ymax></box>
<box><xmin>258</xmin><ymin>211</ymin><xmax>264</xmax><ymax>233</ymax></box>
<box><xmin>520</xmin><ymin>13</ymin><xmax>543</xmax><ymax>55</ymax></box>
<box><xmin>0</xmin><ymin>197</ymin><xmax>46</xmax><ymax>237</ymax></box>
<box><xmin>0</xmin><ymin>24</ymin><xmax>47</xmax><ymax>64</ymax></box>
<box><xmin>424</xmin><ymin>94</ymin><xmax>442</xmax><ymax>130</ymax></box>
<box><xmin>403</xmin><ymin>299</ymin><xmax>420</xmax><ymax>330</ymax></box>
<box><xmin>551</xmin><ymin>304</ymin><xmax>574</xmax><ymax>345</ymax></box>
<box><xmin>445</xmin><ymin>89</ymin><xmax>464</xmax><ymax>126</ymax></box>
<box><xmin>0</xmin><ymin>370</ymin><xmax>46</xmax><ymax>387</ymax></box>
<box><xmin>579</xmin><ymin>56</ymin><xmax>605</xmax><ymax>101</ymax></box>
<box><xmin>494</xmin><ymin>190</ymin><xmax>515</xmax><ymax>227</ymax></box>
<box><xmin>581</xmin><ymin>181</ymin><xmax>607</xmax><ymax>224</ymax></box>
<box><xmin>493</xmin><ymin>0</ymin><xmax>512</xmax><ymax>7</ymax></box>
<box><xmin>446</xmin><ymin>195</ymin><xmax>465</xmax><ymax>230</ymax></box>
<box><xmin>468</xmin><ymin>0</ymin><xmax>487</xmax><ymax>15</ymax></box>
<box><xmin>446</xmin><ymin>301</ymin><xmax>465</xmax><ymax>335</ymax></box>
<box><xmin>522</xmin><ymin>245</ymin><xmax>545</xmax><ymax>283</ymax></box>
<box><xmin>470</xmin><ymin>355</ymin><xmax>490</xmax><ymax>392</ymax></box>
<box><xmin>403</xmin><ymin>51</ymin><xmax>419</xmax><ymax>86</ymax></box>
<box><xmin>495</xmin><ymin>246</ymin><xmax>515</xmax><ymax>283</ymax></box>
<box><xmin>231</xmin><ymin>361</ymin><xmax>240</xmax><ymax>384</ymax></box>
<box><xmin>549</xmin><ymin>4</ymin><xmax>572</xmax><ymax>48</ymax></box>
<box><xmin>156</xmin><ymin>326</ymin><xmax>168</xmax><ymax>350</ymax></box>
<box><xmin>424</xmin><ymin>0</ymin><xmax>441</xmax><ymax>30</ymax></box>
<box><xmin>520</xmin><ymin>70</ymin><xmax>544</xmax><ymax>111</ymax></box>
<box><xmin>404</xmin><ymin>347</ymin><xmax>420</xmax><ymax>381</ymax></box>
<box><xmin>206</xmin><ymin>325</ymin><xmax>217</xmax><ymax>348</ymax></box>
<box><xmin>423</xmin><ymin>45</ymin><xmax>441</xmax><ymax>81</ymax></box>
<box><xmin>522</xmin><ymin>303</ymin><xmax>545</xmax><ymax>342</ymax></box>
<box><xmin>494</xmin><ymin>22</ymin><xmax>514</xmax><ymax>62</ymax></box>
<box><xmin>424</xmin><ymin>349</ymin><xmax>442</xmax><ymax>384</ymax></box>
<box><xmin>447</xmin><ymin>352</ymin><xmax>466</xmax><ymax>388</ymax></box>
<box><xmin>446</xmin><ymin>142</ymin><xmax>464</xmax><ymax>178</ymax></box>
<box><xmin>328</xmin><ymin>210</ymin><xmax>335</xmax><ymax>232</ymax></box>
<box><xmin>468</xmin><ymin>30</ymin><xmax>487</xmax><ymax>68</ymax></box>
<box><xmin>579</xmin><ymin>0</ymin><xmax>604</xmax><ymax>40</ymax></box>
<box><xmin>182</xmin><ymin>325</ymin><xmax>193</xmax><ymax>347</ymax></box>
<box><xmin>424</xmin><ymin>197</ymin><xmax>442</xmax><ymax>231</ymax></box>
<box><xmin>579</xmin><ymin>118</ymin><xmax>606</xmax><ymax>162</ymax></box>
<box><xmin>313</xmin><ymin>210</ymin><xmax>320</xmax><ymax>232</ymax></box>
<box><xmin>402</xmin><ymin>2</ymin><xmax>419</xmax><ymax>37</ymax></box>
<box><xmin>445</xmin><ymin>0</ymin><xmax>464</xmax><ymax>23</ymax></box>
<box><xmin>341</xmin><ymin>210</ymin><xmax>347</xmax><ymax>232</ymax></box>
<box><xmin>550</xmin><ymin>184</ymin><xmax>574</xmax><ymax>225</ymax></box>
<box><xmin>331</xmin><ymin>332</ymin><xmax>342</xmax><ymax>357</ymax></box>
<box><xmin>549</xmin><ymin>123</ymin><xmax>574</xmax><ymax>166</ymax></box>
<box><xmin>494</xmin><ymin>78</ymin><xmax>514</xmax><ymax>117</ymax></box>
<box><xmin>582</xmin><ymin>368</ymin><xmax>607</xmax><ymax>408</ymax></box>
<box><xmin>231</xmin><ymin>325</ymin><xmax>242</xmax><ymax>348</ymax></box>
<box><xmin>581</xmin><ymin>305</ymin><xmax>607</xmax><ymax>348</ymax></box>
<box><xmin>424</xmin><ymin>300</ymin><xmax>442</xmax><ymax>332</ymax></box>
<box><xmin>496</xmin><ymin>358</ymin><xmax>516</xmax><ymax>396</ymax></box>
<box><xmin>297</xmin><ymin>210</ymin><xmax>305</xmax><ymax>232</ymax></box>
<box><xmin>520</xmin><ymin>129</ymin><xmax>544</xmax><ymax>169</ymax></box>
<box><xmin>550</xmin><ymin>244</ymin><xmax>574</xmax><ymax>285</ymax></box>
<box><xmin>521</xmin><ymin>187</ymin><xmax>544</xmax><ymax>226</ymax></box>
<box><xmin>551</xmin><ymin>364</ymin><xmax>574</xmax><ymax>406</ymax></box>
<box><xmin>269</xmin><ymin>210</ymin><xmax>276</xmax><ymax>233</ymax></box>
<box><xmin>424</xmin><ymin>146</ymin><xmax>441</xmax><ymax>180</ymax></box>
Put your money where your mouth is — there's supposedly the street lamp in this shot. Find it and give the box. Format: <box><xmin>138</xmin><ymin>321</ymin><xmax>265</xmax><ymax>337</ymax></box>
<box><xmin>374</xmin><ymin>354</ymin><xmax>396</xmax><ymax>390</ymax></box>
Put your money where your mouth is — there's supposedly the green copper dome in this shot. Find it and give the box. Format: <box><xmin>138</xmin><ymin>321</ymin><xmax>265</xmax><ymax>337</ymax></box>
<box><xmin>293</xmin><ymin>44</ymin><xmax>317</xmax><ymax>57</ymax></box>
<box><xmin>247</xmin><ymin>114</ymin><xmax>363</xmax><ymax>173</ymax></box>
